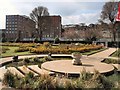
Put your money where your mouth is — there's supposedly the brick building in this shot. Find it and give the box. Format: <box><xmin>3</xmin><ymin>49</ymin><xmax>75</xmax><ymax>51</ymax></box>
<box><xmin>4</xmin><ymin>15</ymin><xmax>62</xmax><ymax>41</ymax></box>
<box><xmin>6</xmin><ymin>15</ymin><xmax>35</xmax><ymax>41</ymax></box>
<box><xmin>38</xmin><ymin>16</ymin><xmax>62</xmax><ymax>40</ymax></box>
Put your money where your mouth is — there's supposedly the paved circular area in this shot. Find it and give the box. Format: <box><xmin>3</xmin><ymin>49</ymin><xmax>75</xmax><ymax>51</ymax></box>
<box><xmin>41</xmin><ymin>60</ymin><xmax>114</xmax><ymax>75</ymax></box>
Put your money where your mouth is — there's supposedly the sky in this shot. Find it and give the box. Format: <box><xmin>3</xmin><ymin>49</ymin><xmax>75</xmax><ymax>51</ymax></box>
<box><xmin>0</xmin><ymin>0</ymin><xmax>116</xmax><ymax>29</ymax></box>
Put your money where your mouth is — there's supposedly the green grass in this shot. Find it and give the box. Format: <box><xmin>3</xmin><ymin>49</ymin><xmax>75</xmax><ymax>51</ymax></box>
<box><xmin>82</xmin><ymin>48</ymin><xmax>108</xmax><ymax>56</ymax></box>
<box><xmin>111</xmin><ymin>48</ymin><xmax>120</xmax><ymax>57</ymax></box>
<box><xmin>107</xmin><ymin>73</ymin><xmax>120</xmax><ymax>83</ymax></box>
<box><xmin>1</xmin><ymin>46</ymin><xmax>33</xmax><ymax>58</ymax></box>
<box><xmin>102</xmin><ymin>58</ymin><xmax>119</xmax><ymax>64</ymax></box>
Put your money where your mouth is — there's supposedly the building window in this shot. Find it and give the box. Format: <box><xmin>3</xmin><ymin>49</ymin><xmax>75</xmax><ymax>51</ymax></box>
<box><xmin>6</xmin><ymin>25</ymin><xmax>9</xmax><ymax>27</ymax></box>
<box><xmin>6</xmin><ymin>19</ymin><xmax>9</xmax><ymax>21</ymax></box>
<box><xmin>14</xmin><ymin>25</ymin><xmax>17</xmax><ymax>27</ymax></box>
<box><xmin>15</xmin><ymin>28</ymin><xmax>17</xmax><ymax>30</ymax></box>
<box><xmin>6</xmin><ymin>22</ymin><xmax>9</xmax><ymax>24</ymax></box>
<box><xmin>15</xmin><ymin>22</ymin><xmax>17</xmax><ymax>24</ymax></box>
<box><xmin>12</xmin><ymin>25</ymin><xmax>14</xmax><ymax>27</ymax></box>
<box><xmin>11</xmin><ymin>28</ymin><xmax>14</xmax><ymax>30</ymax></box>
<box><xmin>12</xmin><ymin>31</ymin><xmax>14</xmax><ymax>33</ymax></box>
<box><xmin>12</xmin><ymin>22</ymin><xmax>14</xmax><ymax>24</ymax></box>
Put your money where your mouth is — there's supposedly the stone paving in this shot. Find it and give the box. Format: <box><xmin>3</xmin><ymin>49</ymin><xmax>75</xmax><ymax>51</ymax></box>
<box><xmin>88</xmin><ymin>48</ymin><xmax>117</xmax><ymax>59</ymax></box>
<box><xmin>83</xmin><ymin>48</ymin><xmax>117</xmax><ymax>62</ymax></box>
<box><xmin>41</xmin><ymin>60</ymin><xmax>114</xmax><ymax>75</ymax></box>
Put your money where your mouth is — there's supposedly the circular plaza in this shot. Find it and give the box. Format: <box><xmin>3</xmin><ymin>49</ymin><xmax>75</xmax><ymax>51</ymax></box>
<box><xmin>41</xmin><ymin>60</ymin><xmax>115</xmax><ymax>76</ymax></box>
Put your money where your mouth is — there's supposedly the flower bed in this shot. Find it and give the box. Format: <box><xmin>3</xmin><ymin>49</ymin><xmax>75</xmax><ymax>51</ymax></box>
<box><xmin>30</xmin><ymin>44</ymin><xmax>103</xmax><ymax>54</ymax></box>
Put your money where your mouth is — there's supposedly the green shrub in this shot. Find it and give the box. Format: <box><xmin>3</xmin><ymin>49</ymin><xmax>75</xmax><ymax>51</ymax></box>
<box><xmin>33</xmin><ymin>74</ymin><xmax>55</xmax><ymax>89</ymax></box>
<box><xmin>111</xmin><ymin>49</ymin><xmax>120</xmax><ymax>57</ymax></box>
<box><xmin>79</xmin><ymin>68</ymin><xmax>92</xmax><ymax>81</ymax></box>
<box><xmin>33</xmin><ymin>38</ymin><xmax>38</xmax><ymax>43</ymax></box>
<box><xmin>14</xmin><ymin>38</ymin><xmax>20</xmax><ymax>42</ymax></box>
<box><xmin>3</xmin><ymin>69</ymin><xmax>115</xmax><ymax>89</ymax></box>
<box><xmin>91</xmin><ymin>70</ymin><xmax>114</xmax><ymax>89</ymax></box>
<box><xmin>33</xmin><ymin>57</ymin><xmax>40</xmax><ymax>62</ymax></box>
<box><xmin>23</xmin><ymin>58</ymin><xmax>30</xmax><ymax>63</ymax></box>
<box><xmin>103</xmin><ymin>59</ymin><xmax>119</xmax><ymax>64</ymax></box>
<box><xmin>44</xmin><ymin>56</ymin><xmax>53</xmax><ymax>61</ymax></box>
<box><xmin>54</xmin><ymin>37</ymin><xmax>60</xmax><ymax>44</ymax></box>
<box><xmin>2</xmin><ymin>71</ymin><xmax>16</xmax><ymax>87</ymax></box>
<box><xmin>18</xmin><ymin>72</ymin><xmax>35</xmax><ymax>89</ymax></box>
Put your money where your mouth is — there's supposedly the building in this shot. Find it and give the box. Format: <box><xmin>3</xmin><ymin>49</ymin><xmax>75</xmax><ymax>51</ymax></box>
<box><xmin>38</xmin><ymin>16</ymin><xmax>62</xmax><ymax>40</ymax></box>
<box><xmin>6</xmin><ymin>15</ymin><xmax>35</xmax><ymax>41</ymax></box>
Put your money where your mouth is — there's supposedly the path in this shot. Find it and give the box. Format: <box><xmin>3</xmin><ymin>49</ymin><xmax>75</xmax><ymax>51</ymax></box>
<box><xmin>82</xmin><ymin>48</ymin><xmax>117</xmax><ymax>62</ymax></box>
<box><xmin>0</xmin><ymin>54</ymin><xmax>72</xmax><ymax>66</ymax></box>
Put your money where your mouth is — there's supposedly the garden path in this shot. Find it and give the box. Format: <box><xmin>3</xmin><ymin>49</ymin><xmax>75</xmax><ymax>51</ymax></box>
<box><xmin>82</xmin><ymin>48</ymin><xmax>117</xmax><ymax>62</ymax></box>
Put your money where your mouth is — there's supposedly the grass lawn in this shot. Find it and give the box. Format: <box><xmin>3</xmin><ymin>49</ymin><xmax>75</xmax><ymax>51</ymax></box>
<box><xmin>1</xmin><ymin>46</ymin><xmax>33</xmax><ymax>58</ymax></box>
<box><xmin>82</xmin><ymin>48</ymin><xmax>108</xmax><ymax>55</ymax></box>
<box><xmin>111</xmin><ymin>48</ymin><xmax>120</xmax><ymax>57</ymax></box>
<box><xmin>102</xmin><ymin>58</ymin><xmax>119</xmax><ymax>64</ymax></box>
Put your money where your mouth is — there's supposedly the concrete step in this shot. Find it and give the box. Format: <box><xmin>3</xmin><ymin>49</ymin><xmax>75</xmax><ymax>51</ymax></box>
<box><xmin>18</xmin><ymin>65</ymin><xmax>38</xmax><ymax>76</ymax></box>
<box><xmin>7</xmin><ymin>67</ymin><xmax>24</xmax><ymax>77</ymax></box>
<box><xmin>28</xmin><ymin>65</ymin><xmax>55</xmax><ymax>76</ymax></box>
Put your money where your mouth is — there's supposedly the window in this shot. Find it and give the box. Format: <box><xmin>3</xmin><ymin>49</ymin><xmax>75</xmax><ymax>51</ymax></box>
<box><xmin>15</xmin><ymin>22</ymin><xmax>17</xmax><ymax>24</ymax></box>
<box><xmin>6</xmin><ymin>22</ymin><xmax>9</xmax><ymax>24</ymax></box>
<box><xmin>6</xmin><ymin>25</ymin><xmax>9</xmax><ymax>27</ymax></box>
<box><xmin>14</xmin><ymin>25</ymin><xmax>17</xmax><ymax>27</ymax></box>
<box><xmin>6</xmin><ymin>19</ymin><xmax>9</xmax><ymax>21</ymax></box>
<box><xmin>15</xmin><ymin>28</ymin><xmax>17</xmax><ymax>30</ymax></box>
<box><xmin>12</xmin><ymin>31</ymin><xmax>14</xmax><ymax>33</ymax></box>
<box><xmin>12</xmin><ymin>22</ymin><xmax>14</xmax><ymax>24</ymax></box>
<box><xmin>11</xmin><ymin>28</ymin><xmax>14</xmax><ymax>30</ymax></box>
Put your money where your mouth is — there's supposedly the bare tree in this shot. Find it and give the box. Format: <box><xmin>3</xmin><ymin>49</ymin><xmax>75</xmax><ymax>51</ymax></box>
<box><xmin>30</xmin><ymin>6</ymin><xmax>49</xmax><ymax>40</ymax></box>
<box><xmin>84</xmin><ymin>24</ymin><xmax>102</xmax><ymax>41</ymax></box>
<box><xmin>62</xmin><ymin>29</ymin><xmax>79</xmax><ymax>40</ymax></box>
<box><xmin>101</xmin><ymin>1</ymin><xmax>118</xmax><ymax>41</ymax></box>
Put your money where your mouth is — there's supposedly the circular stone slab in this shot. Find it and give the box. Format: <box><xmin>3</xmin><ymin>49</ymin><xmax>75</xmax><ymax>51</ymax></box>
<box><xmin>41</xmin><ymin>60</ymin><xmax>114</xmax><ymax>75</ymax></box>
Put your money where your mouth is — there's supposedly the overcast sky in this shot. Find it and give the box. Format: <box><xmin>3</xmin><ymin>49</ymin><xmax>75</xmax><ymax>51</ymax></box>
<box><xmin>0</xmin><ymin>0</ymin><xmax>113</xmax><ymax>29</ymax></box>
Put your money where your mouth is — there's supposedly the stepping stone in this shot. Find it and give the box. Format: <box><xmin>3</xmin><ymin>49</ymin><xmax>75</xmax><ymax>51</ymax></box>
<box><xmin>7</xmin><ymin>67</ymin><xmax>24</xmax><ymax>77</ymax></box>
<box><xmin>18</xmin><ymin>65</ymin><xmax>38</xmax><ymax>76</ymax></box>
<box><xmin>28</xmin><ymin>65</ymin><xmax>55</xmax><ymax>75</ymax></box>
